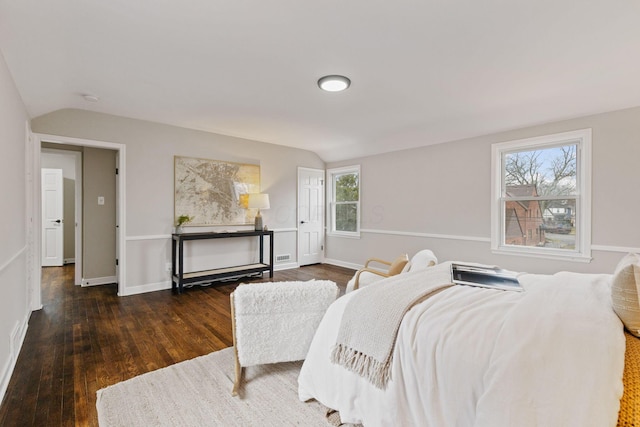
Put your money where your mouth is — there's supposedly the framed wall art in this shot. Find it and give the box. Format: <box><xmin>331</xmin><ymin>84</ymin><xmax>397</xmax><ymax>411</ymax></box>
<box><xmin>174</xmin><ymin>156</ymin><xmax>260</xmax><ymax>226</ymax></box>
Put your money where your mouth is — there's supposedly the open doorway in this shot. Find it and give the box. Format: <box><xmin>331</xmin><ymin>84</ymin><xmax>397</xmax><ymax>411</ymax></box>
<box><xmin>30</xmin><ymin>134</ymin><xmax>127</xmax><ymax>308</ymax></box>
<box><xmin>41</xmin><ymin>147</ymin><xmax>82</xmax><ymax>284</ymax></box>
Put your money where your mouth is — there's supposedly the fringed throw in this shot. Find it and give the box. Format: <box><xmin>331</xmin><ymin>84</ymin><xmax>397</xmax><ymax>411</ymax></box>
<box><xmin>331</xmin><ymin>263</ymin><xmax>454</xmax><ymax>389</ymax></box>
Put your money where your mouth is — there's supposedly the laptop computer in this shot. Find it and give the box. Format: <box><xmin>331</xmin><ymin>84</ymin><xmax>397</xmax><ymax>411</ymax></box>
<box><xmin>450</xmin><ymin>263</ymin><xmax>523</xmax><ymax>292</ymax></box>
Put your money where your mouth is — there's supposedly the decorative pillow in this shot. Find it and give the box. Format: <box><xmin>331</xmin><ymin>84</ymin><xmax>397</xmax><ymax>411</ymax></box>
<box><xmin>611</xmin><ymin>253</ymin><xmax>640</xmax><ymax>337</ymax></box>
<box><xmin>388</xmin><ymin>254</ymin><xmax>409</xmax><ymax>276</ymax></box>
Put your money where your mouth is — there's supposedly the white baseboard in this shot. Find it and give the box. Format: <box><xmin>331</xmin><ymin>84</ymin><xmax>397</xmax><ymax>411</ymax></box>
<box><xmin>119</xmin><ymin>280</ymin><xmax>171</xmax><ymax>296</ymax></box>
<box><xmin>0</xmin><ymin>312</ymin><xmax>30</xmax><ymax>405</ymax></box>
<box><xmin>274</xmin><ymin>262</ymin><xmax>299</xmax><ymax>271</ymax></box>
<box><xmin>63</xmin><ymin>258</ymin><xmax>75</xmax><ymax>265</ymax></box>
<box><xmin>323</xmin><ymin>258</ymin><xmax>361</xmax><ymax>271</ymax></box>
<box><xmin>81</xmin><ymin>276</ymin><xmax>117</xmax><ymax>287</ymax></box>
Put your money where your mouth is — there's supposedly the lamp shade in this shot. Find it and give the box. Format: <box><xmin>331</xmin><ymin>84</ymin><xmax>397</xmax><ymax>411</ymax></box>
<box><xmin>247</xmin><ymin>193</ymin><xmax>270</xmax><ymax>210</ymax></box>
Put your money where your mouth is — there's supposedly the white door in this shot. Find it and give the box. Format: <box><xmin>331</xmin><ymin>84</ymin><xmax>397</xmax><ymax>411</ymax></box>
<box><xmin>41</xmin><ymin>168</ymin><xmax>64</xmax><ymax>266</ymax></box>
<box><xmin>298</xmin><ymin>167</ymin><xmax>324</xmax><ymax>266</ymax></box>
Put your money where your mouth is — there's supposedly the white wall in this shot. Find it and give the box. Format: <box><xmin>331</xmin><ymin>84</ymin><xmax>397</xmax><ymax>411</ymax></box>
<box><xmin>31</xmin><ymin>109</ymin><xmax>325</xmax><ymax>295</ymax></box>
<box><xmin>326</xmin><ymin>106</ymin><xmax>640</xmax><ymax>275</ymax></box>
<box><xmin>0</xmin><ymin>51</ymin><xmax>30</xmax><ymax>402</ymax></box>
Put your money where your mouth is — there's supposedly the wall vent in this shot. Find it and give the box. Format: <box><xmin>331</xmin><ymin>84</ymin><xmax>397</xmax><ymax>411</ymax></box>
<box><xmin>276</xmin><ymin>254</ymin><xmax>291</xmax><ymax>262</ymax></box>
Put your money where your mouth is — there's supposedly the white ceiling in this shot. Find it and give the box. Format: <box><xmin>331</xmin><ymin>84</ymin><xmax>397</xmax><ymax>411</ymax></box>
<box><xmin>1</xmin><ymin>1</ymin><xmax>639</xmax><ymax>162</ymax></box>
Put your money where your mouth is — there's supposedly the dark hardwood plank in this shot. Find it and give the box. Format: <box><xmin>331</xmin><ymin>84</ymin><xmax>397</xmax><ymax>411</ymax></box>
<box><xmin>0</xmin><ymin>263</ymin><xmax>354</xmax><ymax>426</ymax></box>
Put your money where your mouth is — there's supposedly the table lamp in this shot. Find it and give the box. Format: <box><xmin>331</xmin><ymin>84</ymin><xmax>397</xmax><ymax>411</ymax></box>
<box><xmin>247</xmin><ymin>193</ymin><xmax>270</xmax><ymax>231</ymax></box>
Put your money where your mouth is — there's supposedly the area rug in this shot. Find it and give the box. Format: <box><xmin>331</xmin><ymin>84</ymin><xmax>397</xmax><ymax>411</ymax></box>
<box><xmin>96</xmin><ymin>347</ymin><xmax>354</xmax><ymax>427</ymax></box>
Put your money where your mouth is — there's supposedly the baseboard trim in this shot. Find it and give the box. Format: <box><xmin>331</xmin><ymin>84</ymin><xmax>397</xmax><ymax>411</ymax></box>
<box><xmin>81</xmin><ymin>276</ymin><xmax>117</xmax><ymax>287</ymax></box>
<box><xmin>274</xmin><ymin>262</ymin><xmax>298</xmax><ymax>271</ymax></box>
<box><xmin>119</xmin><ymin>280</ymin><xmax>171</xmax><ymax>297</ymax></box>
<box><xmin>323</xmin><ymin>258</ymin><xmax>361</xmax><ymax>271</ymax></box>
<box><xmin>0</xmin><ymin>312</ymin><xmax>30</xmax><ymax>406</ymax></box>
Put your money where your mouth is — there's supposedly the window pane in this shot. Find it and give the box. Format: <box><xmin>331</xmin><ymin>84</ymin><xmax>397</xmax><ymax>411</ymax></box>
<box><xmin>335</xmin><ymin>203</ymin><xmax>358</xmax><ymax>232</ymax></box>
<box><xmin>335</xmin><ymin>173</ymin><xmax>359</xmax><ymax>202</ymax></box>
<box><xmin>503</xmin><ymin>199</ymin><xmax>576</xmax><ymax>250</ymax></box>
<box><xmin>504</xmin><ymin>144</ymin><xmax>577</xmax><ymax>197</ymax></box>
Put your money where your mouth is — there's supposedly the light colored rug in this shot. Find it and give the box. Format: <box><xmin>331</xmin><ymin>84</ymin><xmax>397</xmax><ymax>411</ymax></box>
<box><xmin>96</xmin><ymin>347</ymin><xmax>350</xmax><ymax>427</ymax></box>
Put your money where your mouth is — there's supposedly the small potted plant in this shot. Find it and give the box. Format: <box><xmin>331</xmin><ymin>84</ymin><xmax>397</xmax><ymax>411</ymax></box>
<box><xmin>175</xmin><ymin>215</ymin><xmax>193</xmax><ymax>234</ymax></box>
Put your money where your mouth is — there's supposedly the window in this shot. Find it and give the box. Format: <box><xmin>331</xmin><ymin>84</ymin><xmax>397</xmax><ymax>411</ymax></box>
<box><xmin>327</xmin><ymin>165</ymin><xmax>360</xmax><ymax>237</ymax></box>
<box><xmin>491</xmin><ymin>129</ymin><xmax>591</xmax><ymax>261</ymax></box>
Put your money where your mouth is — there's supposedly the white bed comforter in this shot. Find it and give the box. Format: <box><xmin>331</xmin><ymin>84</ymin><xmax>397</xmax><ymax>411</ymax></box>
<box><xmin>298</xmin><ymin>268</ymin><xmax>625</xmax><ymax>427</ymax></box>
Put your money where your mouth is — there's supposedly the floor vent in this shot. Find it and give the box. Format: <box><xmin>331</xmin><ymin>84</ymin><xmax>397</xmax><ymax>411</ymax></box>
<box><xmin>276</xmin><ymin>254</ymin><xmax>291</xmax><ymax>262</ymax></box>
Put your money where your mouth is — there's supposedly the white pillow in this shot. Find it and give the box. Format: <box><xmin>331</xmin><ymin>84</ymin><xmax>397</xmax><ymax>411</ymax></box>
<box><xmin>611</xmin><ymin>253</ymin><xmax>640</xmax><ymax>337</ymax></box>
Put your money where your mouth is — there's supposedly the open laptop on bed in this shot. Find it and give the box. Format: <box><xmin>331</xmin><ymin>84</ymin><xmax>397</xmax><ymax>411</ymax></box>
<box><xmin>450</xmin><ymin>263</ymin><xmax>523</xmax><ymax>292</ymax></box>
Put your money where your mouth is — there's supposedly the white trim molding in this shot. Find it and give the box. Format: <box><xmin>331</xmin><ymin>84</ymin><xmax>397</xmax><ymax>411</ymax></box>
<box><xmin>323</xmin><ymin>258</ymin><xmax>361</xmax><ymax>271</ymax></box>
<box><xmin>357</xmin><ymin>228</ymin><xmax>632</xmax><ymax>257</ymax></box>
<box><xmin>360</xmin><ymin>228</ymin><xmax>491</xmax><ymax>243</ymax></box>
<box><xmin>81</xmin><ymin>275</ymin><xmax>118</xmax><ymax>287</ymax></box>
<box><xmin>35</xmin><ymin>133</ymin><xmax>127</xmax><ymax>296</ymax></box>
<box><xmin>119</xmin><ymin>280</ymin><xmax>171</xmax><ymax>297</ymax></box>
<box><xmin>0</xmin><ymin>246</ymin><xmax>27</xmax><ymax>273</ymax></box>
<box><xmin>0</xmin><ymin>314</ymin><xmax>30</xmax><ymax>405</ymax></box>
<box><xmin>591</xmin><ymin>244</ymin><xmax>640</xmax><ymax>254</ymax></box>
<box><xmin>126</xmin><ymin>227</ymin><xmax>299</xmax><ymax>242</ymax></box>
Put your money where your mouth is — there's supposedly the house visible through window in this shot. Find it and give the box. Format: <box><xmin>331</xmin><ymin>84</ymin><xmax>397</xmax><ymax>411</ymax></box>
<box><xmin>328</xmin><ymin>165</ymin><xmax>360</xmax><ymax>237</ymax></box>
<box><xmin>491</xmin><ymin>129</ymin><xmax>592</xmax><ymax>261</ymax></box>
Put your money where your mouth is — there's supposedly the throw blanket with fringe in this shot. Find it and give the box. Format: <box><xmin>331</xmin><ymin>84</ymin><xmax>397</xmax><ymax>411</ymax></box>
<box><xmin>331</xmin><ymin>263</ymin><xmax>454</xmax><ymax>389</ymax></box>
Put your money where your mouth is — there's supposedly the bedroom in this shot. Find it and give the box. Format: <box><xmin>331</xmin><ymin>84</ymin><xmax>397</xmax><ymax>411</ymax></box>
<box><xmin>1</xmin><ymin>1</ymin><xmax>640</xmax><ymax>425</ymax></box>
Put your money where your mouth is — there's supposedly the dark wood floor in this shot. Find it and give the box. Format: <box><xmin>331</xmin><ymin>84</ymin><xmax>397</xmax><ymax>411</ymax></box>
<box><xmin>0</xmin><ymin>263</ymin><xmax>354</xmax><ymax>427</ymax></box>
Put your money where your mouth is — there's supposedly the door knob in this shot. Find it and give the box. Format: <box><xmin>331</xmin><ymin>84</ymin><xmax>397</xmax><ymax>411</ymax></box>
<box><xmin>300</xmin><ymin>221</ymin><xmax>306</xmax><ymax>224</ymax></box>
<box><xmin>55</xmin><ymin>219</ymin><xmax>61</xmax><ymax>223</ymax></box>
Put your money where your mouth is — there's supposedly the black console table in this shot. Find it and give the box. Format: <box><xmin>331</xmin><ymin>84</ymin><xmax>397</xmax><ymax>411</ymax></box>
<box><xmin>171</xmin><ymin>230</ymin><xmax>274</xmax><ymax>294</ymax></box>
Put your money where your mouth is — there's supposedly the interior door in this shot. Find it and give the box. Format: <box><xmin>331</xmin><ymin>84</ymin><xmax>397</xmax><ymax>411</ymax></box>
<box><xmin>298</xmin><ymin>167</ymin><xmax>325</xmax><ymax>266</ymax></box>
<box><xmin>41</xmin><ymin>168</ymin><xmax>64</xmax><ymax>266</ymax></box>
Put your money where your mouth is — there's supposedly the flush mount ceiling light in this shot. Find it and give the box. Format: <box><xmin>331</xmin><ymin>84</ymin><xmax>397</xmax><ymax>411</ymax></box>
<box><xmin>317</xmin><ymin>75</ymin><xmax>351</xmax><ymax>92</ymax></box>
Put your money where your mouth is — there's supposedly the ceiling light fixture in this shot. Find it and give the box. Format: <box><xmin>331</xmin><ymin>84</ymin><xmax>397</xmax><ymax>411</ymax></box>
<box><xmin>317</xmin><ymin>75</ymin><xmax>351</xmax><ymax>92</ymax></box>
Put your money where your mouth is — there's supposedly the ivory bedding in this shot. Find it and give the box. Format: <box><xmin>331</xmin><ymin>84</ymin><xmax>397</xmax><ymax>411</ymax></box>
<box><xmin>298</xmin><ymin>264</ymin><xmax>626</xmax><ymax>426</ymax></box>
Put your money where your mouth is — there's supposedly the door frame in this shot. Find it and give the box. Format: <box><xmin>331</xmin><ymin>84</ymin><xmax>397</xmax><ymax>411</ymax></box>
<box><xmin>31</xmin><ymin>133</ymin><xmax>127</xmax><ymax>302</ymax></box>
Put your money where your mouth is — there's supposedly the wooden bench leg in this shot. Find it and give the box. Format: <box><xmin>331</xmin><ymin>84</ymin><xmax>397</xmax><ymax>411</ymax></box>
<box><xmin>230</xmin><ymin>292</ymin><xmax>242</xmax><ymax>396</ymax></box>
<box><xmin>232</xmin><ymin>353</ymin><xmax>242</xmax><ymax>397</ymax></box>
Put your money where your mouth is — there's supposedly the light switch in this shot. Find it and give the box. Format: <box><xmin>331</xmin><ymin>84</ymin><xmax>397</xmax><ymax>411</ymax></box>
<box><xmin>98</xmin><ymin>196</ymin><xmax>105</xmax><ymax>205</ymax></box>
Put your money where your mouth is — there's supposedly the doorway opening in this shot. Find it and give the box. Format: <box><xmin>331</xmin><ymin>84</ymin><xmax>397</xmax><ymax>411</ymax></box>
<box><xmin>30</xmin><ymin>133</ymin><xmax>126</xmax><ymax>309</ymax></box>
<box><xmin>40</xmin><ymin>148</ymin><xmax>82</xmax><ymax>285</ymax></box>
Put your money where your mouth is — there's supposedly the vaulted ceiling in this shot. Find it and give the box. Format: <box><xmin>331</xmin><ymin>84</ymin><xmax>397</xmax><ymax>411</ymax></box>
<box><xmin>1</xmin><ymin>1</ymin><xmax>639</xmax><ymax>161</ymax></box>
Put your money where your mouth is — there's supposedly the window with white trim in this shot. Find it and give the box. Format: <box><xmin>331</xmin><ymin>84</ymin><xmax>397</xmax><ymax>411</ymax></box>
<box><xmin>327</xmin><ymin>165</ymin><xmax>360</xmax><ymax>237</ymax></box>
<box><xmin>491</xmin><ymin>129</ymin><xmax>592</xmax><ymax>261</ymax></box>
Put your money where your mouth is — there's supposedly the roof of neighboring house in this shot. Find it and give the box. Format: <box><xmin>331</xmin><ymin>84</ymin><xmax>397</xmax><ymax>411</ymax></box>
<box><xmin>505</xmin><ymin>184</ymin><xmax>538</xmax><ymax>198</ymax></box>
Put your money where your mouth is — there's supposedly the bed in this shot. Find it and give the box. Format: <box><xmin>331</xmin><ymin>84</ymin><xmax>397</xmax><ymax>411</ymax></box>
<box><xmin>298</xmin><ymin>260</ymin><xmax>636</xmax><ymax>426</ymax></box>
